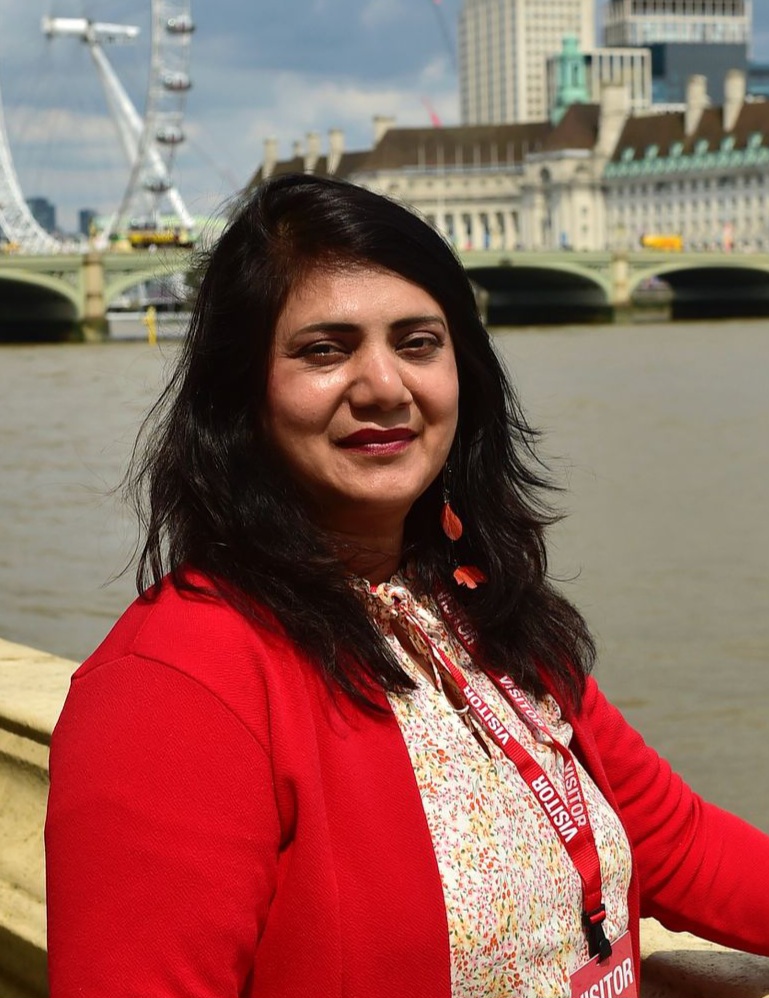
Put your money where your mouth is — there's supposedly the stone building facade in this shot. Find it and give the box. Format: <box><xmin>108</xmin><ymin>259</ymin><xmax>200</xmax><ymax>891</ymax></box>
<box><xmin>605</xmin><ymin>70</ymin><xmax>769</xmax><ymax>252</ymax></box>
<box><xmin>249</xmin><ymin>69</ymin><xmax>769</xmax><ymax>255</ymax></box>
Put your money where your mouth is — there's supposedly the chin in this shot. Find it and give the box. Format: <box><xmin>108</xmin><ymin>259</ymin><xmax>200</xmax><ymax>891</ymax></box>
<box><xmin>332</xmin><ymin>488</ymin><xmax>421</xmax><ymax>520</ymax></box>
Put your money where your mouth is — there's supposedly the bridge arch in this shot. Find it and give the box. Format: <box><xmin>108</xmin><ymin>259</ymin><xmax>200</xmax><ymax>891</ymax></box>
<box><xmin>463</xmin><ymin>258</ymin><xmax>611</xmax><ymax>325</ymax></box>
<box><xmin>103</xmin><ymin>255</ymin><xmax>194</xmax><ymax>310</ymax></box>
<box><xmin>628</xmin><ymin>261</ymin><xmax>769</xmax><ymax>320</ymax></box>
<box><xmin>0</xmin><ymin>269</ymin><xmax>81</xmax><ymax>341</ymax></box>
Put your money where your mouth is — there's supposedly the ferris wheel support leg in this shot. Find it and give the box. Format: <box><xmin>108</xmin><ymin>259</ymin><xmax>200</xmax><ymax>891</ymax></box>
<box><xmin>88</xmin><ymin>43</ymin><xmax>143</xmax><ymax>165</ymax></box>
<box><xmin>166</xmin><ymin>185</ymin><xmax>195</xmax><ymax>231</ymax></box>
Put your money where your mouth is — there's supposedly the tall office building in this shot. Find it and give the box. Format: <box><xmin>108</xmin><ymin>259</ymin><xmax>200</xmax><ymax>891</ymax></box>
<box><xmin>603</xmin><ymin>0</ymin><xmax>751</xmax><ymax>102</ymax></box>
<box><xmin>26</xmin><ymin>197</ymin><xmax>57</xmax><ymax>234</ymax></box>
<box><xmin>459</xmin><ymin>0</ymin><xmax>595</xmax><ymax>124</ymax></box>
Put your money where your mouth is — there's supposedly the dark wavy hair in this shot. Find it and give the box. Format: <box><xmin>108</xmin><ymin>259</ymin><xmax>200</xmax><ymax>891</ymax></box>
<box><xmin>127</xmin><ymin>173</ymin><xmax>595</xmax><ymax>706</ymax></box>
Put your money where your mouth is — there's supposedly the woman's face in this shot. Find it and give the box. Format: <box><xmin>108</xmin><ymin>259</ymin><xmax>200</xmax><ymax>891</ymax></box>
<box><xmin>264</xmin><ymin>265</ymin><xmax>459</xmax><ymax>535</ymax></box>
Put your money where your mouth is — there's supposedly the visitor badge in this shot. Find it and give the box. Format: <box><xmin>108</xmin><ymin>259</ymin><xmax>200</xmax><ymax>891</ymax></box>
<box><xmin>570</xmin><ymin>931</ymin><xmax>637</xmax><ymax>998</ymax></box>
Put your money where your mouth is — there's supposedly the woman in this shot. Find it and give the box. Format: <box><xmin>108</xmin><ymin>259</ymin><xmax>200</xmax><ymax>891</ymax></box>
<box><xmin>45</xmin><ymin>173</ymin><xmax>769</xmax><ymax>997</ymax></box>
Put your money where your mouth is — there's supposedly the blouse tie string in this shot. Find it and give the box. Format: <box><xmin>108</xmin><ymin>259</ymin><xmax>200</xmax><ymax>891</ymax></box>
<box><xmin>367</xmin><ymin>580</ymin><xmax>613</xmax><ymax>964</ymax></box>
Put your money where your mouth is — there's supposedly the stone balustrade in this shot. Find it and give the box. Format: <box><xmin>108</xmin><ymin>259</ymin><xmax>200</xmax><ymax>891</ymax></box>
<box><xmin>1</xmin><ymin>635</ymin><xmax>768</xmax><ymax>998</ymax></box>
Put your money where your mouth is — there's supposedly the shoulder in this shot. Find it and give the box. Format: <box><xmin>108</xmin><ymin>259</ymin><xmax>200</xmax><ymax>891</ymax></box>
<box><xmin>73</xmin><ymin>572</ymin><xmax>313</xmax><ymax>729</ymax></box>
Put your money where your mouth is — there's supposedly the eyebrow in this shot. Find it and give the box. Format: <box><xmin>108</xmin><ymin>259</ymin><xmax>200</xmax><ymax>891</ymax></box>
<box><xmin>294</xmin><ymin>314</ymin><xmax>448</xmax><ymax>335</ymax></box>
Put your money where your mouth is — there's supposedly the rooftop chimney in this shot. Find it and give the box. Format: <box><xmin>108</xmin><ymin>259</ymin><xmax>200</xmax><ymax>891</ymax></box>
<box><xmin>596</xmin><ymin>84</ymin><xmax>630</xmax><ymax>158</ymax></box>
<box><xmin>685</xmin><ymin>75</ymin><xmax>709</xmax><ymax>136</ymax></box>
<box><xmin>723</xmin><ymin>68</ymin><xmax>746</xmax><ymax>133</ymax></box>
<box><xmin>328</xmin><ymin>128</ymin><xmax>344</xmax><ymax>174</ymax></box>
<box><xmin>304</xmin><ymin>131</ymin><xmax>321</xmax><ymax>173</ymax></box>
<box><xmin>262</xmin><ymin>137</ymin><xmax>278</xmax><ymax>179</ymax></box>
<box><xmin>373</xmin><ymin>115</ymin><xmax>396</xmax><ymax>144</ymax></box>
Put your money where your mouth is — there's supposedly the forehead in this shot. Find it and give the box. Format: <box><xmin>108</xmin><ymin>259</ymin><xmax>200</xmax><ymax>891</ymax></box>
<box><xmin>275</xmin><ymin>265</ymin><xmax>446</xmax><ymax>335</ymax></box>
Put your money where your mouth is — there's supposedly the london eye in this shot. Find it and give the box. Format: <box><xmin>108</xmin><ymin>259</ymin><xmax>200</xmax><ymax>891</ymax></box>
<box><xmin>0</xmin><ymin>1</ymin><xmax>195</xmax><ymax>253</ymax></box>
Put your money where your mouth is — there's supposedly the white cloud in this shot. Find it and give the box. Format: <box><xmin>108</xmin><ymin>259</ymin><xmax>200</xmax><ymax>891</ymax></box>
<box><xmin>236</xmin><ymin>69</ymin><xmax>458</xmax><ymax>156</ymax></box>
<box><xmin>5</xmin><ymin>106</ymin><xmax>120</xmax><ymax>147</ymax></box>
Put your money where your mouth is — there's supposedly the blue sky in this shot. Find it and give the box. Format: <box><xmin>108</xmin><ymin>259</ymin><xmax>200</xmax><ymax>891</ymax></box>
<box><xmin>1</xmin><ymin>0</ymin><xmax>768</xmax><ymax>230</ymax></box>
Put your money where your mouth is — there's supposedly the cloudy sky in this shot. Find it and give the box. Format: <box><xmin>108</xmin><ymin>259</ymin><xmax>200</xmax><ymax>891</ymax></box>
<box><xmin>1</xmin><ymin>0</ymin><xmax>769</xmax><ymax>231</ymax></box>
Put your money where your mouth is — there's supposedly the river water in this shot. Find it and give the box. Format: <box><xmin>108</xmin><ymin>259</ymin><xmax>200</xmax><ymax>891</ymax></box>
<box><xmin>2</xmin><ymin>320</ymin><xmax>768</xmax><ymax>829</ymax></box>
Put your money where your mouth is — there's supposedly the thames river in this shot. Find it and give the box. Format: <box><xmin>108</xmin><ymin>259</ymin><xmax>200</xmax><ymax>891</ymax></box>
<box><xmin>2</xmin><ymin>320</ymin><xmax>768</xmax><ymax>829</ymax></box>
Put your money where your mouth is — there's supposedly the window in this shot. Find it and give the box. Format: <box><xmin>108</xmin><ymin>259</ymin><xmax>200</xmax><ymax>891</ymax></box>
<box><xmin>721</xmin><ymin>136</ymin><xmax>736</xmax><ymax>152</ymax></box>
<box><xmin>646</xmin><ymin>144</ymin><xmax>659</xmax><ymax>159</ymax></box>
<box><xmin>695</xmin><ymin>139</ymin><xmax>709</xmax><ymax>155</ymax></box>
<box><xmin>670</xmin><ymin>141</ymin><xmax>684</xmax><ymax>157</ymax></box>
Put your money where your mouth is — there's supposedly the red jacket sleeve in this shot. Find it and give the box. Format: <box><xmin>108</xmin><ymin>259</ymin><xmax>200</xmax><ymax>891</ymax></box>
<box><xmin>578</xmin><ymin>677</ymin><xmax>769</xmax><ymax>956</ymax></box>
<box><xmin>45</xmin><ymin>654</ymin><xmax>281</xmax><ymax>998</ymax></box>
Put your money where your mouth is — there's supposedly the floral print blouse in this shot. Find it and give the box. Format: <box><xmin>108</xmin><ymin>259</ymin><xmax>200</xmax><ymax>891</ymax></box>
<box><xmin>363</xmin><ymin>575</ymin><xmax>632</xmax><ymax>998</ymax></box>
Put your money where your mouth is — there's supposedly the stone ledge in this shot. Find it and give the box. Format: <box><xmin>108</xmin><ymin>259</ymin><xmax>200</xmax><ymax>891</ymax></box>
<box><xmin>0</xmin><ymin>639</ymin><xmax>74</xmax><ymax>998</ymax></box>
<box><xmin>0</xmin><ymin>640</ymin><xmax>75</xmax><ymax>743</ymax></box>
<box><xmin>640</xmin><ymin>920</ymin><xmax>769</xmax><ymax>997</ymax></box>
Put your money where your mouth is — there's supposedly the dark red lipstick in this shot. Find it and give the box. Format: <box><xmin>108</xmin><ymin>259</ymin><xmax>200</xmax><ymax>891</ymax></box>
<box><xmin>337</xmin><ymin>427</ymin><xmax>416</xmax><ymax>453</ymax></box>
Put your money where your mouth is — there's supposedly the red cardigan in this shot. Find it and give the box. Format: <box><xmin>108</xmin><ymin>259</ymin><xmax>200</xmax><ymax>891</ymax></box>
<box><xmin>45</xmin><ymin>580</ymin><xmax>769</xmax><ymax>997</ymax></box>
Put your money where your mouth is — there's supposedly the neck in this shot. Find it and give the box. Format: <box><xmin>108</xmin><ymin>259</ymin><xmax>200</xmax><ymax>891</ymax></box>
<box><xmin>325</xmin><ymin>521</ymin><xmax>405</xmax><ymax>585</ymax></box>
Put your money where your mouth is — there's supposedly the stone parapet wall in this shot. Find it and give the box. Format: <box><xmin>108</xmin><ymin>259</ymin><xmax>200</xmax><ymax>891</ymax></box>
<box><xmin>0</xmin><ymin>639</ymin><xmax>73</xmax><ymax>998</ymax></box>
<box><xmin>0</xmin><ymin>636</ymin><xmax>767</xmax><ymax>997</ymax></box>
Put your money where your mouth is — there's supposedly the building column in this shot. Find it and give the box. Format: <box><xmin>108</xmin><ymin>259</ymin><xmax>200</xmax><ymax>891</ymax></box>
<box><xmin>489</xmin><ymin>212</ymin><xmax>503</xmax><ymax>250</ymax></box>
<box><xmin>470</xmin><ymin>212</ymin><xmax>486</xmax><ymax>250</ymax></box>
<box><xmin>507</xmin><ymin>211</ymin><xmax>519</xmax><ymax>251</ymax></box>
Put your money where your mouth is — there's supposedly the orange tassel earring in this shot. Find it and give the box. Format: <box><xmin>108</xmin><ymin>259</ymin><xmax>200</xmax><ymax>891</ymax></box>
<box><xmin>440</xmin><ymin>470</ymin><xmax>487</xmax><ymax>588</ymax></box>
<box><xmin>440</xmin><ymin>499</ymin><xmax>463</xmax><ymax>541</ymax></box>
<box><xmin>452</xmin><ymin>564</ymin><xmax>487</xmax><ymax>589</ymax></box>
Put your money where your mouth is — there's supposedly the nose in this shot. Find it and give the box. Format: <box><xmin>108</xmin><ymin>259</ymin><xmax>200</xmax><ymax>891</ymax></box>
<box><xmin>347</xmin><ymin>345</ymin><xmax>413</xmax><ymax>411</ymax></box>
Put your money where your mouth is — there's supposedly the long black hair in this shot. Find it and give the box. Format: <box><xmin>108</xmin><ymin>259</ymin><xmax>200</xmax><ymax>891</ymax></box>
<box><xmin>127</xmin><ymin>173</ymin><xmax>595</xmax><ymax>706</ymax></box>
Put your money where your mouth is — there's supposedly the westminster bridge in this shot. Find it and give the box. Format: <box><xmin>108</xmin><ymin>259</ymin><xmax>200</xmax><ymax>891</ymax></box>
<box><xmin>3</xmin><ymin>247</ymin><xmax>769</xmax><ymax>339</ymax></box>
<box><xmin>0</xmin><ymin>248</ymin><xmax>195</xmax><ymax>341</ymax></box>
<box><xmin>459</xmin><ymin>249</ymin><xmax>769</xmax><ymax>324</ymax></box>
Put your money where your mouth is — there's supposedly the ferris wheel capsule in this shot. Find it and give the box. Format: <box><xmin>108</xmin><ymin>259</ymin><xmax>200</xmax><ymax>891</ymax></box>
<box><xmin>167</xmin><ymin>15</ymin><xmax>196</xmax><ymax>34</ymax></box>
<box><xmin>144</xmin><ymin>174</ymin><xmax>173</xmax><ymax>194</ymax></box>
<box><xmin>161</xmin><ymin>70</ymin><xmax>192</xmax><ymax>92</ymax></box>
<box><xmin>156</xmin><ymin>124</ymin><xmax>185</xmax><ymax>145</ymax></box>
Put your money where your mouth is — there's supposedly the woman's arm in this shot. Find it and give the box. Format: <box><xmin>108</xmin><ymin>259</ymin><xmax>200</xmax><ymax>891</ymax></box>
<box><xmin>579</xmin><ymin>677</ymin><xmax>769</xmax><ymax>956</ymax></box>
<box><xmin>45</xmin><ymin>653</ymin><xmax>280</xmax><ymax>997</ymax></box>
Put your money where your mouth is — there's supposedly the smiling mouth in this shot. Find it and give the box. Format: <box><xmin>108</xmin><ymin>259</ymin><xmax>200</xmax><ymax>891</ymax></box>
<box><xmin>337</xmin><ymin>428</ymin><xmax>416</xmax><ymax>451</ymax></box>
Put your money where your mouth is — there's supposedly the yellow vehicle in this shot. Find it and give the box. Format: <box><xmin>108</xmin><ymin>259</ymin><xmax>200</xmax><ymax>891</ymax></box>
<box><xmin>127</xmin><ymin>227</ymin><xmax>194</xmax><ymax>250</ymax></box>
<box><xmin>640</xmin><ymin>233</ymin><xmax>683</xmax><ymax>252</ymax></box>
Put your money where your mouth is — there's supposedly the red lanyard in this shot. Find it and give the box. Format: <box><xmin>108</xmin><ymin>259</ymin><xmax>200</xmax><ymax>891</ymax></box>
<box><xmin>379</xmin><ymin>582</ymin><xmax>612</xmax><ymax>961</ymax></box>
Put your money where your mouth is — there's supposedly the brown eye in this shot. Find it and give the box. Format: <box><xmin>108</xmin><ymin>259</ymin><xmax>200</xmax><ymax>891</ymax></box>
<box><xmin>298</xmin><ymin>340</ymin><xmax>348</xmax><ymax>363</ymax></box>
<box><xmin>399</xmin><ymin>333</ymin><xmax>442</xmax><ymax>356</ymax></box>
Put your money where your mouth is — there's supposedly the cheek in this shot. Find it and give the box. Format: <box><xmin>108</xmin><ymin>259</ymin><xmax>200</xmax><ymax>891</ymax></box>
<box><xmin>265</xmin><ymin>373</ymin><xmax>317</xmax><ymax>436</ymax></box>
<box><xmin>431</xmin><ymin>369</ymin><xmax>460</xmax><ymax>431</ymax></box>
<box><xmin>267</xmin><ymin>366</ymin><xmax>346</xmax><ymax>434</ymax></box>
